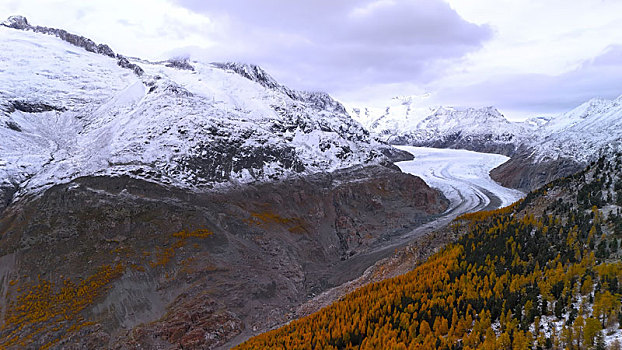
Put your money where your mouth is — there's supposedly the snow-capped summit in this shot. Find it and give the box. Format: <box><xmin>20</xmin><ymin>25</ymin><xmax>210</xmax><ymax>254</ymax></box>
<box><xmin>540</xmin><ymin>96</ymin><xmax>621</xmax><ymax>134</ymax></box>
<box><xmin>0</xmin><ymin>17</ymin><xmax>385</xmax><ymax>206</ymax></box>
<box><xmin>350</xmin><ymin>102</ymin><xmax>529</xmax><ymax>156</ymax></box>
<box><xmin>523</xmin><ymin>115</ymin><xmax>552</xmax><ymax>128</ymax></box>
<box><xmin>349</xmin><ymin>96</ymin><xmax>436</xmax><ymax>135</ymax></box>
<box><xmin>414</xmin><ymin>106</ymin><xmax>519</xmax><ymax>137</ymax></box>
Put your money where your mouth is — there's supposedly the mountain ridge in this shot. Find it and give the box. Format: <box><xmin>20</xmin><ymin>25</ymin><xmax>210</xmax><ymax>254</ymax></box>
<box><xmin>350</xmin><ymin>102</ymin><xmax>531</xmax><ymax>157</ymax></box>
<box><xmin>0</xmin><ymin>16</ymin><xmax>398</xmax><ymax>209</ymax></box>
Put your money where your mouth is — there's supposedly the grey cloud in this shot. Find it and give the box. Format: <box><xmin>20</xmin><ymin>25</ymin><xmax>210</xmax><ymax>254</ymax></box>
<box><xmin>432</xmin><ymin>45</ymin><xmax>622</xmax><ymax>116</ymax></box>
<box><xmin>587</xmin><ymin>45</ymin><xmax>622</xmax><ymax>67</ymax></box>
<box><xmin>171</xmin><ymin>0</ymin><xmax>491</xmax><ymax>93</ymax></box>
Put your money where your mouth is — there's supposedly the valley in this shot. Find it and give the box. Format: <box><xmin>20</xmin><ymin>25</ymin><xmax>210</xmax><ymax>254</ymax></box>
<box><xmin>2</xmin><ymin>13</ymin><xmax>622</xmax><ymax>350</ymax></box>
<box><xmin>336</xmin><ymin>146</ymin><xmax>526</xmax><ymax>270</ymax></box>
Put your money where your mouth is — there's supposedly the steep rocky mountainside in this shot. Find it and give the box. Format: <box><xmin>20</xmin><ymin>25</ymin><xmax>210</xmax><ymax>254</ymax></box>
<box><xmin>0</xmin><ymin>165</ymin><xmax>447</xmax><ymax>349</ymax></box>
<box><xmin>535</xmin><ymin>96</ymin><xmax>622</xmax><ymax>162</ymax></box>
<box><xmin>489</xmin><ymin>146</ymin><xmax>583</xmax><ymax>193</ymax></box>
<box><xmin>0</xmin><ymin>16</ymin><xmax>399</xmax><ymax>210</ymax></box>
<box><xmin>351</xmin><ymin>95</ymin><xmax>622</xmax><ymax>192</ymax></box>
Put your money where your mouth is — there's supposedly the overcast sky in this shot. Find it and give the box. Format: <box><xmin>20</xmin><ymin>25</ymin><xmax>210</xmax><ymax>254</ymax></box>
<box><xmin>3</xmin><ymin>0</ymin><xmax>622</xmax><ymax>120</ymax></box>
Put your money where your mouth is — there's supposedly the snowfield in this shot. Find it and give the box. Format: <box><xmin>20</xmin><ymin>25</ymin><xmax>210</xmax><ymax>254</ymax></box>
<box><xmin>395</xmin><ymin>146</ymin><xmax>525</xmax><ymax>214</ymax></box>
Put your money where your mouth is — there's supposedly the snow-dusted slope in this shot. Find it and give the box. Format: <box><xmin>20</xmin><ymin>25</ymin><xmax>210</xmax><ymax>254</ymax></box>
<box><xmin>533</xmin><ymin>96</ymin><xmax>622</xmax><ymax>162</ymax></box>
<box><xmin>406</xmin><ymin>106</ymin><xmax>529</xmax><ymax>146</ymax></box>
<box><xmin>350</xmin><ymin>98</ymin><xmax>531</xmax><ymax>156</ymax></box>
<box><xmin>0</xmin><ymin>17</ymin><xmax>384</xmax><ymax>204</ymax></box>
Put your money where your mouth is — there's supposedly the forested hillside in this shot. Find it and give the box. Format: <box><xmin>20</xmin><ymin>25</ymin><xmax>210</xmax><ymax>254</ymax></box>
<box><xmin>238</xmin><ymin>153</ymin><xmax>622</xmax><ymax>349</ymax></box>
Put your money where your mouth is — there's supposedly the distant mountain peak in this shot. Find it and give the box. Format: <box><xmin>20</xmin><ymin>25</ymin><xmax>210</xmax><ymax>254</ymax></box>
<box><xmin>390</xmin><ymin>94</ymin><xmax>432</xmax><ymax>105</ymax></box>
<box><xmin>524</xmin><ymin>115</ymin><xmax>552</xmax><ymax>128</ymax></box>
<box><xmin>349</xmin><ymin>102</ymin><xmax>525</xmax><ymax>155</ymax></box>
<box><xmin>352</xmin><ymin>93</ymin><xmax>622</xmax><ymax>165</ymax></box>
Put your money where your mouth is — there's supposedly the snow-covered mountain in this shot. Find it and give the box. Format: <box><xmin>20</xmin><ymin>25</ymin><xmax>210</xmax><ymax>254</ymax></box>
<box><xmin>533</xmin><ymin>96</ymin><xmax>622</xmax><ymax>162</ymax></box>
<box><xmin>351</xmin><ymin>94</ymin><xmax>622</xmax><ymax>163</ymax></box>
<box><xmin>349</xmin><ymin>96</ymin><xmax>437</xmax><ymax>138</ymax></box>
<box><xmin>351</xmin><ymin>94</ymin><xmax>622</xmax><ymax>191</ymax></box>
<box><xmin>350</xmin><ymin>97</ymin><xmax>531</xmax><ymax>156</ymax></box>
<box><xmin>0</xmin><ymin>16</ymin><xmax>386</xmax><ymax>206</ymax></box>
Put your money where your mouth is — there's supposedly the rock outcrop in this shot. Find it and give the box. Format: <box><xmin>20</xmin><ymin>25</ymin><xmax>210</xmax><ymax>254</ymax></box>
<box><xmin>165</xmin><ymin>58</ymin><xmax>195</xmax><ymax>71</ymax></box>
<box><xmin>490</xmin><ymin>149</ymin><xmax>584</xmax><ymax>192</ymax></box>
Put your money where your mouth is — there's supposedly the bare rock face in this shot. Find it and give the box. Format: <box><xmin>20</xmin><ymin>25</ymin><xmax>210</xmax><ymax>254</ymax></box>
<box><xmin>2</xmin><ymin>15</ymin><xmax>29</xmax><ymax>29</ymax></box>
<box><xmin>115</xmin><ymin>292</ymin><xmax>243</xmax><ymax>350</ymax></box>
<box><xmin>0</xmin><ymin>182</ymin><xmax>18</xmax><ymax>209</ymax></box>
<box><xmin>378</xmin><ymin>145</ymin><xmax>414</xmax><ymax>162</ymax></box>
<box><xmin>181</xmin><ymin>140</ymin><xmax>306</xmax><ymax>183</ymax></box>
<box><xmin>0</xmin><ymin>165</ymin><xmax>447</xmax><ymax>349</ymax></box>
<box><xmin>4</xmin><ymin>121</ymin><xmax>21</xmax><ymax>132</ymax></box>
<box><xmin>115</xmin><ymin>55</ymin><xmax>144</xmax><ymax>76</ymax></box>
<box><xmin>7</xmin><ymin>100</ymin><xmax>66</xmax><ymax>113</ymax></box>
<box><xmin>165</xmin><ymin>58</ymin><xmax>195</xmax><ymax>71</ymax></box>
<box><xmin>490</xmin><ymin>149</ymin><xmax>584</xmax><ymax>192</ymax></box>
